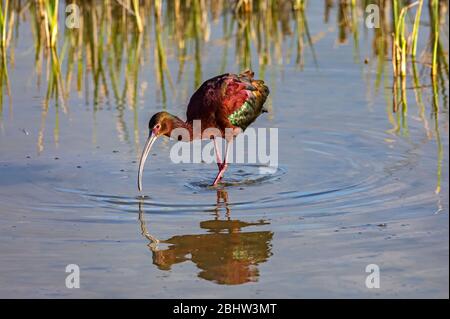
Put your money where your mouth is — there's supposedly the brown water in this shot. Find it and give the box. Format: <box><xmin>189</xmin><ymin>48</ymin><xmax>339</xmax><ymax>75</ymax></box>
<box><xmin>0</xmin><ymin>1</ymin><xmax>448</xmax><ymax>298</ymax></box>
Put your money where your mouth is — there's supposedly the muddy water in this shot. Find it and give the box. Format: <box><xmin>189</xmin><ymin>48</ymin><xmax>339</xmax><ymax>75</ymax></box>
<box><xmin>0</xmin><ymin>2</ymin><xmax>448</xmax><ymax>298</ymax></box>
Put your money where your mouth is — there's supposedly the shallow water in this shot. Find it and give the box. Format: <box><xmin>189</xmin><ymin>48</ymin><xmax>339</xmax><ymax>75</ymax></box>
<box><xmin>0</xmin><ymin>1</ymin><xmax>448</xmax><ymax>298</ymax></box>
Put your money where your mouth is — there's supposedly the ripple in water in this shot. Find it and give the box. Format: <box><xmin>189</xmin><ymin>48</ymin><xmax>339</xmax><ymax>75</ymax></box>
<box><xmin>185</xmin><ymin>164</ymin><xmax>285</xmax><ymax>190</ymax></box>
<box><xmin>50</xmin><ymin>128</ymin><xmax>438</xmax><ymax>221</ymax></box>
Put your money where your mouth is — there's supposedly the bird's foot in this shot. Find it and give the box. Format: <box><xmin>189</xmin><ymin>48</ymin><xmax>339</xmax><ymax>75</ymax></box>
<box><xmin>212</xmin><ymin>164</ymin><xmax>228</xmax><ymax>186</ymax></box>
<box><xmin>214</xmin><ymin>163</ymin><xmax>226</xmax><ymax>183</ymax></box>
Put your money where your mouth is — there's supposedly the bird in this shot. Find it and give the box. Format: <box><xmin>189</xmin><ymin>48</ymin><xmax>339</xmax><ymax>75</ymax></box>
<box><xmin>138</xmin><ymin>70</ymin><xmax>269</xmax><ymax>191</ymax></box>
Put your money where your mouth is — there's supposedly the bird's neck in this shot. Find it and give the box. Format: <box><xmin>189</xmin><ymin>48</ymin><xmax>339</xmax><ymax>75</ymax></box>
<box><xmin>170</xmin><ymin>116</ymin><xmax>195</xmax><ymax>141</ymax></box>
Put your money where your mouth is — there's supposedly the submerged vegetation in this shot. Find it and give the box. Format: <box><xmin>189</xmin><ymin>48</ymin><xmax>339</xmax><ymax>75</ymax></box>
<box><xmin>0</xmin><ymin>0</ymin><xmax>448</xmax><ymax>192</ymax></box>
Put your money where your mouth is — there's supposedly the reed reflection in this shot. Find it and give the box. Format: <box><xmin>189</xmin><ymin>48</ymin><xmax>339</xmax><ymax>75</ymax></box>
<box><xmin>138</xmin><ymin>189</ymin><xmax>273</xmax><ymax>285</ymax></box>
<box><xmin>0</xmin><ymin>0</ymin><xmax>447</xmax><ymax>194</ymax></box>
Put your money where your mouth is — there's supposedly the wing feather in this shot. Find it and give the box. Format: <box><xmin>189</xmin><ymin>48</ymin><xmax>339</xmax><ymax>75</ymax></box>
<box><xmin>186</xmin><ymin>71</ymin><xmax>269</xmax><ymax>131</ymax></box>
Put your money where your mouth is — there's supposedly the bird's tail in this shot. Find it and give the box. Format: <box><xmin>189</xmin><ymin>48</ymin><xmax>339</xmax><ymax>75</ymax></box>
<box><xmin>252</xmin><ymin>79</ymin><xmax>269</xmax><ymax>110</ymax></box>
<box><xmin>240</xmin><ymin>69</ymin><xmax>255</xmax><ymax>79</ymax></box>
<box><xmin>240</xmin><ymin>69</ymin><xmax>269</xmax><ymax>112</ymax></box>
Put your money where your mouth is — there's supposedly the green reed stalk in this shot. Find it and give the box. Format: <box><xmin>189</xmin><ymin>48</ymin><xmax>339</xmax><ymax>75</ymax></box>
<box><xmin>0</xmin><ymin>0</ymin><xmax>10</xmax><ymax>118</ymax></box>
<box><xmin>154</xmin><ymin>1</ymin><xmax>167</xmax><ymax>108</ymax></box>
<box><xmin>431</xmin><ymin>74</ymin><xmax>442</xmax><ymax>194</ymax></box>
<box><xmin>45</xmin><ymin>0</ymin><xmax>59</xmax><ymax>48</ymax></box>
<box><xmin>193</xmin><ymin>0</ymin><xmax>203</xmax><ymax>88</ymax></box>
<box><xmin>411</xmin><ymin>0</ymin><xmax>423</xmax><ymax>58</ymax></box>
<box><xmin>219</xmin><ymin>13</ymin><xmax>233</xmax><ymax>74</ymax></box>
<box><xmin>293</xmin><ymin>4</ymin><xmax>304</xmax><ymax>68</ymax></box>
<box><xmin>431</xmin><ymin>0</ymin><xmax>439</xmax><ymax>77</ymax></box>
<box><xmin>132</xmin><ymin>0</ymin><xmax>143</xmax><ymax>33</ymax></box>
<box><xmin>0</xmin><ymin>48</ymin><xmax>11</xmax><ymax>118</ymax></box>
<box><xmin>392</xmin><ymin>0</ymin><xmax>399</xmax><ymax>34</ymax></box>
<box><xmin>412</xmin><ymin>60</ymin><xmax>432</xmax><ymax>139</ymax></box>
<box><xmin>392</xmin><ymin>1</ymin><xmax>419</xmax><ymax>113</ymax></box>
<box><xmin>395</xmin><ymin>2</ymin><xmax>419</xmax><ymax>77</ymax></box>
<box><xmin>350</xmin><ymin>0</ymin><xmax>360</xmax><ymax>62</ymax></box>
<box><xmin>0</xmin><ymin>0</ymin><xmax>8</xmax><ymax>50</ymax></box>
<box><xmin>300</xmin><ymin>5</ymin><xmax>317</xmax><ymax>67</ymax></box>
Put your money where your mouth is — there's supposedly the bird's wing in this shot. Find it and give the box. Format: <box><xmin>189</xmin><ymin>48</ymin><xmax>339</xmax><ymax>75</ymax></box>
<box><xmin>186</xmin><ymin>70</ymin><xmax>269</xmax><ymax>131</ymax></box>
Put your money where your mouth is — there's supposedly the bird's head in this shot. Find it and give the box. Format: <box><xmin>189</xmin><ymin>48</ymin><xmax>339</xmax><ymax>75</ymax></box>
<box><xmin>148</xmin><ymin>111</ymin><xmax>176</xmax><ymax>138</ymax></box>
<box><xmin>138</xmin><ymin>111</ymin><xmax>178</xmax><ymax>191</ymax></box>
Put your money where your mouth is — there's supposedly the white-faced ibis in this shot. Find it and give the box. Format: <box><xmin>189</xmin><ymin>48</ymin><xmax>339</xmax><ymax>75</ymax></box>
<box><xmin>138</xmin><ymin>70</ymin><xmax>269</xmax><ymax>190</ymax></box>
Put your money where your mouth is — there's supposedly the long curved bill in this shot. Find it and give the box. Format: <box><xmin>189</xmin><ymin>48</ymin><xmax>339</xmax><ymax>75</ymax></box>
<box><xmin>138</xmin><ymin>134</ymin><xmax>158</xmax><ymax>191</ymax></box>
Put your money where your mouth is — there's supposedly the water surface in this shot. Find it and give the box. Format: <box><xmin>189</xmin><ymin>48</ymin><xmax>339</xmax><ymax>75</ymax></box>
<box><xmin>0</xmin><ymin>1</ymin><xmax>448</xmax><ymax>298</ymax></box>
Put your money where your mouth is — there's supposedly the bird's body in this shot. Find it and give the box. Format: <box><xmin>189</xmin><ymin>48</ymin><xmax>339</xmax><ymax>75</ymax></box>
<box><xmin>138</xmin><ymin>70</ymin><xmax>270</xmax><ymax>190</ymax></box>
<box><xmin>186</xmin><ymin>70</ymin><xmax>269</xmax><ymax>137</ymax></box>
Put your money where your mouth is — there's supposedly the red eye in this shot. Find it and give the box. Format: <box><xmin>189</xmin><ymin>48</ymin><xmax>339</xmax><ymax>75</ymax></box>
<box><xmin>155</xmin><ymin>124</ymin><xmax>161</xmax><ymax>129</ymax></box>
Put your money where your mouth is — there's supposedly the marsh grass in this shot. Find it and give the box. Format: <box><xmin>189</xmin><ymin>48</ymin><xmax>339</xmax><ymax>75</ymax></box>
<box><xmin>0</xmin><ymin>0</ymin><xmax>9</xmax><ymax>50</ymax></box>
<box><xmin>0</xmin><ymin>48</ymin><xmax>10</xmax><ymax>120</ymax></box>
<box><xmin>0</xmin><ymin>1</ymin><xmax>447</xmax><ymax>109</ymax></box>
<box><xmin>0</xmin><ymin>0</ymin><xmax>448</xmax><ymax>190</ymax></box>
<box><xmin>0</xmin><ymin>0</ymin><xmax>12</xmax><ymax>118</ymax></box>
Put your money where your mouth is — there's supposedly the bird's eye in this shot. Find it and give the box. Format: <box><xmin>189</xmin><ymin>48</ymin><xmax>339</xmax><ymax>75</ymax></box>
<box><xmin>155</xmin><ymin>124</ymin><xmax>161</xmax><ymax>130</ymax></box>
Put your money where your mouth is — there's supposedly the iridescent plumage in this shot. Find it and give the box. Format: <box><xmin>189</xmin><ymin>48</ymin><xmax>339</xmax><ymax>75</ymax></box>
<box><xmin>138</xmin><ymin>70</ymin><xmax>270</xmax><ymax>189</ymax></box>
<box><xmin>186</xmin><ymin>70</ymin><xmax>269</xmax><ymax>134</ymax></box>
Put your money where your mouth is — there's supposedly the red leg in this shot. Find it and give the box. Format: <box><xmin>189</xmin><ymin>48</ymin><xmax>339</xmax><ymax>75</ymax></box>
<box><xmin>213</xmin><ymin>137</ymin><xmax>223</xmax><ymax>170</ymax></box>
<box><xmin>212</xmin><ymin>140</ymin><xmax>231</xmax><ymax>186</ymax></box>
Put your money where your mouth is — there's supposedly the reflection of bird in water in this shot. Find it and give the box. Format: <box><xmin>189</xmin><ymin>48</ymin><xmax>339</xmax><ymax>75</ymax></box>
<box><xmin>138</xmin><ymin>190</ymin><xmax>273</xmax><ymax>285</ymax></box>
<box><xmin>138</xmin><ymin>70</ymin><xmax>270</xmax><ymax>189</ymax></box>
